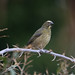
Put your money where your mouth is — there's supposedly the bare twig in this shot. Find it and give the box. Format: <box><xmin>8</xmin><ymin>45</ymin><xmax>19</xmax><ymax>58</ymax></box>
<box><xmin>0</xmin><ymin>48</ymin><xmax>75</xmax><ymax>63</ymax></box>
<box><xmin>0</xmin><ymin>28</ymin><xmax>8</xmax><ymax>38</ymax></box>
<box><xmin>52</xmin><ymin>55</ymin><xmax>56</xmax><ymax>61</ymax></box>
<box><xmin>0</xmin><ymin>28</ymin><xmax>8</xmax><ymax>32</ymax></box>
<box><xmin>0</xmin><ymin>35</ymin><xmax>9</xmax><ymax>38</ymax></box>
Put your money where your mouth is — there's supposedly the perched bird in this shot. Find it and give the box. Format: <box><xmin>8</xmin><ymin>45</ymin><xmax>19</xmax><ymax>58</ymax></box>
<box><xmin>26</xmin><ymin>20</ymin><xmax>53</xmax><ymax>49</ymax></box>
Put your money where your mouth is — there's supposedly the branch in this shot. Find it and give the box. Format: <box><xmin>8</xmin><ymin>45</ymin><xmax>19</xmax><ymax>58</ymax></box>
<box><xmin>0</xmin><ymin>48</ymin><xmax>75</xmax><ymax>63</ymax></box>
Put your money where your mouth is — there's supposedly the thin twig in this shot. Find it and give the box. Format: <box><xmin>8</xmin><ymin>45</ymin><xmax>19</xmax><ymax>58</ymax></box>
<box><xmin>0</xmin><ymin>28</ymin><xmax>8</xmax><ymax>32</ymax></box>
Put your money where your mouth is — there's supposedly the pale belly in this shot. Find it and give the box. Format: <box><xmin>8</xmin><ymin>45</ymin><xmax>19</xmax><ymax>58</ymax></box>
<box><xmin>32</xmin><ymin>34</ymin><xmax>51</xmax><ymax>49</ymax></box>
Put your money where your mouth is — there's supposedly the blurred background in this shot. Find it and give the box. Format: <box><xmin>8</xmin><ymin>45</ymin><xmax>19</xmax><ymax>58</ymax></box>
<box><xmin>0</xmin><ymin>0</ymin><xmax>75</xmax><ymax>74</ymax></box>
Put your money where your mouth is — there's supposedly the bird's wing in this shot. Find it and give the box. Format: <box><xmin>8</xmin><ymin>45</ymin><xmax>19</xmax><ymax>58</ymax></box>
<box><xmin>27</xmin><ymin>28</ymin><xmax>42</xmax><ymax>45</ymax></box>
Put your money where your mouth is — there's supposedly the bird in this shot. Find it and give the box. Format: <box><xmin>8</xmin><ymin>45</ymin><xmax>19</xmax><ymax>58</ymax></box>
<box><xmin>26</xmin><ymin>20</ymin><xmax>53</xmax><ymax>49</ymax></box>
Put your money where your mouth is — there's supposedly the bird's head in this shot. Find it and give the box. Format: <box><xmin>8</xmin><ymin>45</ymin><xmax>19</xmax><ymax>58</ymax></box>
<box><xmin>42</xmin><ymin>20</ymin><xmax>54</xmax><ymax>29</ymax></box>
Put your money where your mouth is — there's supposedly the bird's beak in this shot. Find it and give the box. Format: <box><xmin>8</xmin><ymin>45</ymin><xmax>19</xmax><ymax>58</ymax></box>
<box><xmin>47</xmin><ymin>20</ymin><xmax>54</xmax><ymax>25</ymax></box>
<box><xmin>50</xmin><ymin>21</ymin><xmax>54</xmax><ymax>28</ymax></box>
<box><xmin>47</xmin><ymin>20</ymin><xmax>54</xmax><ymax>27</ymax></box>
<box><xmin>47</xmin><ymin>20</ymin><xmax>54</xmax><ymax>29</ymax></box>
<box><xmin>50</xmin><ymin>21</ymin><xmax>54</xmax><ymax>25</ymax></box>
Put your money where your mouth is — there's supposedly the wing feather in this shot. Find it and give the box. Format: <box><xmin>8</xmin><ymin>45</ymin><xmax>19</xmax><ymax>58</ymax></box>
<box><xmin>27</xmin><ymin>28</ymin><xmax>42</xmax><ymax>45</ymax></box>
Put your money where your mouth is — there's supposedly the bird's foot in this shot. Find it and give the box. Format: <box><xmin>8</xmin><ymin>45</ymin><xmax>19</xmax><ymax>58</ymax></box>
<box><xmin>49</xmin><ymin>49</ymin><xmax>53</xmax><ymax>52</ymax></box>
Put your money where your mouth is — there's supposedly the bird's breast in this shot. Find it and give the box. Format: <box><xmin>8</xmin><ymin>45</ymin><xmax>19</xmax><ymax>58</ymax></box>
<box><xmin>32</xmin><ymin>30</ymin><xmax>51</xmax><ymax>49</ymax></box>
